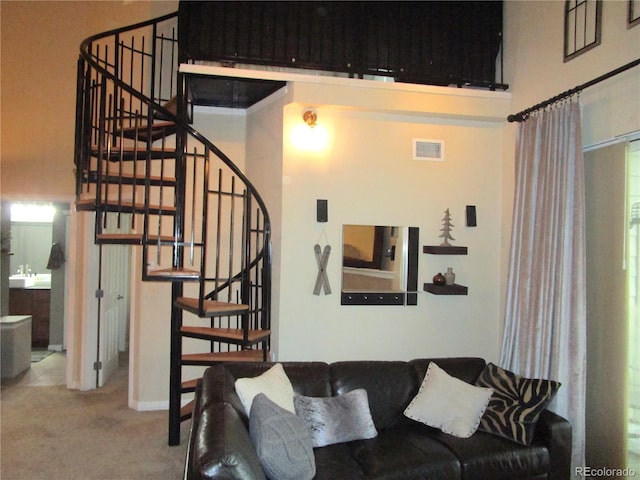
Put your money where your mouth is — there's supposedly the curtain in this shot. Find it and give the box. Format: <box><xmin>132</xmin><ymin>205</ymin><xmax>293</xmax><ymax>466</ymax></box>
<box><xmin>501</xmin><ymin>99</ymin><xmax>586</xmax><ymax>473</ymax></box>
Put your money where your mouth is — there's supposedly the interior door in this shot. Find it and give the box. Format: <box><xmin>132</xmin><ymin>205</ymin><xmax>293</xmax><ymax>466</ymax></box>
<box><xmin>97</xmin><ymin>243</ymin><xmax>129</xmax><ymax>386</ymax></box>
<box><xmin>96</xmin><ymin>210</ymin><xmax>131</xmax><ymax>387</ymax></box>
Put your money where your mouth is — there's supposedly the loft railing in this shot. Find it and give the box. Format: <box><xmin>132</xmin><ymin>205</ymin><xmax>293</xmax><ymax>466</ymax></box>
<box><xmin>178</xmin><ymin>1</ymin><xmax>507</xmax><ymax>91</ymax></box>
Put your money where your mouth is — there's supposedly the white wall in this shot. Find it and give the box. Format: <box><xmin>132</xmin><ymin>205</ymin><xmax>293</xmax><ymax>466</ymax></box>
<box><xmin>243</xmin><ymin>79</ymin><xmax>512</xmax><ymax>364</ymax></box>
<box><xmin>130</xmin><ymin>108</ymin><xmax>248</xmax><ymax>407</ymax></box>
<box><xmin>246</xmin><ymin>92</ymin><xmax>287</xmax><ymax>355</ymax></box>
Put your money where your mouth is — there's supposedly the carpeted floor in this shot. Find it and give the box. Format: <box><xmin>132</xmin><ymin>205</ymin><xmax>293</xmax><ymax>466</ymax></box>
<box><xmin>1</xmin><ymin>355</ymin><xmax>190</xmax><ymax>480</ymax></box>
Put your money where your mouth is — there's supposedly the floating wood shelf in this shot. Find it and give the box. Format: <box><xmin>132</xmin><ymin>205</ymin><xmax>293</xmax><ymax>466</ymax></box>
<box><xmin>424</xmin><ymin>283</ymin><xmax>468</xmax><ymax>295</ymax></box>
<box><xmin>423</xmin><ymin>245</ymin><xmax>468</xmax><ymax>255</ymax></box>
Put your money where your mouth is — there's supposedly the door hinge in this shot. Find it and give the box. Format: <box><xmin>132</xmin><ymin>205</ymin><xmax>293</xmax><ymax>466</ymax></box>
<box><xmin>95</xmin><ymin>289</ymin><xmax>104</xmax><ymax>298</ymax></box>
<box><xmin>93</xmin><ymin>361</ymin><xmax>102</xmax><ymax>371</ymax></box>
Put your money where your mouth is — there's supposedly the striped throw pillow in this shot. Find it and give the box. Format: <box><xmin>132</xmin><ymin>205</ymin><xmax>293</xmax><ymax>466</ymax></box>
<box><xmin>475</xmin><ymin>363</ymin><xmax>560</xmax><ymax>445</ymax></box>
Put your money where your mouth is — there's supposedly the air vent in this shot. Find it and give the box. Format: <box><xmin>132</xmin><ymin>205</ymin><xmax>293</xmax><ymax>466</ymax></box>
<box><xmin>413</xmin><ymin>139</ymin><xmax>444</xmax><ymax>161</ymax></box>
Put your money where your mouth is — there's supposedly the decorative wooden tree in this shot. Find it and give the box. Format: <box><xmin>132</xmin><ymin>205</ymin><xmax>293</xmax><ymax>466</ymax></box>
<box><xmin>439</xmin><ymin>209</ymin><xmax>455</xmax><ymax>246</ymax></box>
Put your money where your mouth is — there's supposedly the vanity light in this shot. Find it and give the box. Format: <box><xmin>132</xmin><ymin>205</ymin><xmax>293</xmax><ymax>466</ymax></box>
<box><xmin>10</xmin><ymin>203</ymin><xmax>55</xmax><ymax>223</ymax></box>
<box><xmin>291</xmin><ymin>108</ymin><xmax>329</xmax><ymax>152</ymax></box>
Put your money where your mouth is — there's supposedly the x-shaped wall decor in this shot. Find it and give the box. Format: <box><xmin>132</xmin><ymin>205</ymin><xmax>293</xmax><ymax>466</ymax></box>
<box><xmin>313</xmin><ymin>244</ymin><xmax>331</xmax><ymax>295</ymax></box>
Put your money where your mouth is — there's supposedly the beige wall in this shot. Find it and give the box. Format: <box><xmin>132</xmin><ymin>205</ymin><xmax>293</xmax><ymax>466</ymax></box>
<box><xmin>0</xmin><ymin>0</ymin><xmax>177</xmax><ymax>201</ymax></box>
<box><xmin>263</xmin><ymin>81</ymin><xmax>511</xmax><ymax>363</ymax></box>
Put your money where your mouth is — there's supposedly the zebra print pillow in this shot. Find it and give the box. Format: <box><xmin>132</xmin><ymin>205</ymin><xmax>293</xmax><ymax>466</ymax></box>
<box><xmin>474</xmin><ymin>363</ymin><xmax>560</xmax><ymax>445</ymax></box>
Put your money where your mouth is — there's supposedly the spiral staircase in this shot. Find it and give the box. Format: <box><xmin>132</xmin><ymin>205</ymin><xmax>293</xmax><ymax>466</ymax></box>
<box><xmin>74</xmin><ymin>12</ymin><xmax>271</xmax><ymax>445</ymax></box>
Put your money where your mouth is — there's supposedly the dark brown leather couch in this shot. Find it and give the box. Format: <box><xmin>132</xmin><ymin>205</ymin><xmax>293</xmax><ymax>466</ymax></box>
<box><xmin>185</xmin><ymin>358</ymin><xmax>571</xmax><ymax>480</ymax></box>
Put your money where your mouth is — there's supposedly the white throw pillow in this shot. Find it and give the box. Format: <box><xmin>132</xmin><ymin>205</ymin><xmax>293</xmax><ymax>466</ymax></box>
<box><xmin>404</xmin><ymin>362</ymin><xmax>493</xmax><ymax>438</ymax></box>
<box><xmin>235</xmin><ymin>363</ymin><xmax>295</xmax><ymax>416</ymax></box>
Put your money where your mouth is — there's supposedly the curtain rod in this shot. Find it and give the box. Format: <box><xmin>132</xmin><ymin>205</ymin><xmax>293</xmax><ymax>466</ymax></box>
<box><xmin>507</xmin><ymin>58</ymin><xmax>640</xmax><ymax>123</ymax></box>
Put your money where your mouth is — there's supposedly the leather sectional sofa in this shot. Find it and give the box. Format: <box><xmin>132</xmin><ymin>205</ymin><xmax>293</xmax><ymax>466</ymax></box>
<box><xmin>184</xmin><ymin>358</ymin><xmax>571</xmax><ymax>480</ymax></box>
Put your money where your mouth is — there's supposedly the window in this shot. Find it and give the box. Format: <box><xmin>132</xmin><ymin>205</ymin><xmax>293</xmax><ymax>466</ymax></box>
<box><xmin>564</xmin><ymin>0</ymin><xmax>602</xmax><ymax>61</ymax></box>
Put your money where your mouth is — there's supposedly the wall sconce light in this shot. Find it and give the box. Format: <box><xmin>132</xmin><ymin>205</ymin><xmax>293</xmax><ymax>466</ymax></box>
<box><xmin>303</xmin><ymin>109</ymin><xmax>317</xmax><ymax>127</ymax></box>
<box><xmin>292</xmin><ymin>108</ymin><xmax>329</xmax><ymax>152</ymax></box>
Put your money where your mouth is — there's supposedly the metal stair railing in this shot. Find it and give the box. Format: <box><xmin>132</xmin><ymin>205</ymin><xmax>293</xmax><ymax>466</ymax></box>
<box><xmin>74</xmin><ymin>12</ymin><xmax>272</xmax><ymax>445</ymax></box>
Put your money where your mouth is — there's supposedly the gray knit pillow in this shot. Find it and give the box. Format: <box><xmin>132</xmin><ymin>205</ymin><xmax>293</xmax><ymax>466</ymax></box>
<box><xmin>249</xmin><ymin>393</ymin><xmax>316</xmax><ymax>480</ymax></box>
<box><xmin>294</xmin><ymin>389</ymin><xmax>378</xmax><ymax>448</ymax></box>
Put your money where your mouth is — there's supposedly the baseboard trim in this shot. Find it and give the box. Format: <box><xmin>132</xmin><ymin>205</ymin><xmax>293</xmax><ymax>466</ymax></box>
<box><xmin>132</xmin><ymin>400</ymin><xmax>168</xmax><ymax>411</ymax></box>
<box><xmin>131</xmin><ymin>397</ymin><xmax>194</xmax><ymax>412</ymax></box>
<box><xmin>48</xmin><ymin>344</ymin><xmax>64</xmax><ymax>351</ymax></box>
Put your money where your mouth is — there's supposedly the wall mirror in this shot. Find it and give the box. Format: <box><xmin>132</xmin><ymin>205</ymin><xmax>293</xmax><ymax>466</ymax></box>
<box><xmin>341</xmin><ymin>224</ymin><xmax>418</xmax><ymax>305</ymax></box>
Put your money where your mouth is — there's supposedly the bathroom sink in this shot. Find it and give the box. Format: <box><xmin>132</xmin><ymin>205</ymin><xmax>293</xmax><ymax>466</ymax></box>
<box><xmin>9</xmin><ymin>276</ymin><xmax>35</xmax><ymax>288</ymax></box>
<box><xmin>33</xmin><ymin>274</ymin><xmax>51</xmax><ymax>288</ymax></box>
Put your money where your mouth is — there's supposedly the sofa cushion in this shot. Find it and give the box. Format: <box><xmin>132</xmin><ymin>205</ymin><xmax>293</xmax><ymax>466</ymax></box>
<box><xmin>430</xmin><ymin>429</ymin><xmax>551</xmax><ymax>480</ymax></box>
<box><xmin>294</xmin><ymin>388</ymin><xmax>378</xmax><ymax>447</ymax></box>
<box><xmin>330</xmin><ymin>361</ymin><xmax>419</xmax><ymax>430</ymax></box>
<box><xmin>475</xmin><ymin>363</ymin><xmax>561</xmax><ymax>445</ymax></box>
<box><xmin>410</xmin><ymin>357</ymin><xmax>487</xmax><ymax>384</ymax></box>
<box><xmin>350</xmin><ymin>427</ymin><xmax>462</xmax><ymax>480</ymax></box>
<box><xmin>249</xmin><ymin>394</ymin><xmax>315</xmax><ymax>480</ymax></box>
<box><xmin>312</xmin><ymin>443</ymin><xmax>367</xmax><ymax>480</ymax></box>
<box><xmin>404</xmin><ymin>362</ymin><xmax>493</xmax><ymax>438</ymax></box>
<box><xmin>226</xmin><ymin>362</ymin><xmax>333</xmax><ymax>398</ymax></box>
<box><xmin>235</xmin><ymin>363</ymin><xmax>295</xmax><ymax>416</ymax></box>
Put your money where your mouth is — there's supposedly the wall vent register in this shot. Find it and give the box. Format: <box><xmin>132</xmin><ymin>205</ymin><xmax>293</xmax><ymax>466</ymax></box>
<box><xmin>413</xmin><ymin>139</ymin><xmax>444</xmax><ymax>162</ymax></box>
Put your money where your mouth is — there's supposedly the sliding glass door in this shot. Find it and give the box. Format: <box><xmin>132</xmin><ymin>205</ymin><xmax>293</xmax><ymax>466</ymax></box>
<box><xmin>584</xmin><ymin>139</ymin><xmax>639</xmax><ymax>474</ymax></box>
<box><xmin>627</xmin><ymin>140</ymin><xmax>639</xmax><ymax>473</ymax></box>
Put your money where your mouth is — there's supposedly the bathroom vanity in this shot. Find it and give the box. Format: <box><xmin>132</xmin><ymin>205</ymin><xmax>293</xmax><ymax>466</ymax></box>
<box><xmin>9</xmin><ymin>275</ymin><xmax>51</xmax><ymax>348</ymax></box>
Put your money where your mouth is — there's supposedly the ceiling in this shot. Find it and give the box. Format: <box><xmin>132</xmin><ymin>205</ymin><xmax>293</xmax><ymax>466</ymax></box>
<box><xmin>188</xmin><ymin>75</ymin><xmax>286</xmax><ymax>109</ymax></box>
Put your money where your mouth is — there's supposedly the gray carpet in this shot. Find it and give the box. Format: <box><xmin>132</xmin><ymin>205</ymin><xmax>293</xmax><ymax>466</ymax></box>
<box><xmin>1</xmin><ymin>361</ymin><xmax>189</xmax><ymax>479</ymax></box>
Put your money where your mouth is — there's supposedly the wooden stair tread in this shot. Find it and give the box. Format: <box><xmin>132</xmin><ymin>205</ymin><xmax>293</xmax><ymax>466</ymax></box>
<box><xmin>176</xmin><ymin>297</ymin><xmax>250</xmax><ymax>317</ymax></box>
<box><xmin>182</xmin><ymin>350</ymin><xmax>267</xmax><ymax>364</ymax></box>
<box><xmin>95</xmin><ymin>233</ymin><xmax>177</xmax><ymax>244</ymax></box>
<box><xmin>76</xmin><ymin>198</ymin><xmax>176</xmax><ymax>213</ymax></box>
<box><xmin>181</xmin><ymin>326</ymin><xmax>271</xmax><ymax>343</ymax></box>
<box><xmin>90</xmin><ymin>146</ymin><xmax>178</xmax><ymax>161</ymax></box>
<box><xmin>181</xmin><ymin>379</ymin><xmax>199</xmax><ymax>392</ymax></box>
<box><xmin>119</xmin><ymin>121</ymin><xmax>175</xmax><ymax>131</ymax></box>
<box><xmin>96</xmin><ymin>233</ymin><xmax>144</xmax><ymax>244</ymax></box>
<box><xmin>86</xmin><ymin>171</ymin><xmax>175</xmax><ymax>184</ymax></box>
<box><xmin>148</xmin><ymin>267</ymin><xmax>200</xmax><ymax>278</ymax></box>
<box><xmin>119</xmin><ymin>122</ymin><xmax>178</xmax><ymax>142</ymax></box>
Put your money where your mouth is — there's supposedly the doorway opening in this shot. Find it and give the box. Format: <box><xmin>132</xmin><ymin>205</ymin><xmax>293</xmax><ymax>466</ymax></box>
<box><xmin>2</xmin><ymin>201</ymin><xmax>69</xmax><ymax>384</ymax></box>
